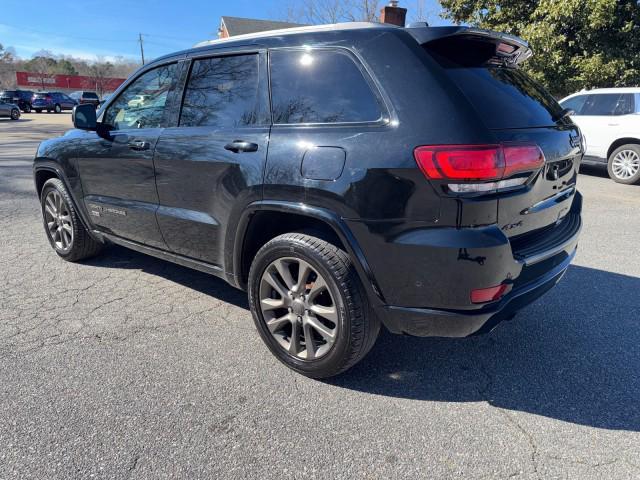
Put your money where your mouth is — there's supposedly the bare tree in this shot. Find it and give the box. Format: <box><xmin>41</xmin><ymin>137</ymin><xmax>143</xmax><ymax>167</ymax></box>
<box><xmin>280</xmin><ymin>0</ymin><xmax>439</xmax><ymax>26</ymax></box>
<box><xmin>0</xmin><ymin>44</ymin><xmax>17</xmax><ymax>89</ymax></box>
<box><xmin>26</xmin><ymin>54</ymin><xmax>58</xmax><ymax>91</ymax></box>
<box><xmin>87</xmin><ymin>59</ymin><xmax>114</xmax><ymax>98</ymax></box>
<box><xmin>407</xmin><ymin>0</ymin><xmax>440</xmax><ymax>23</ymax></box>
<box><xmin>282</xmin><ymin>0</ymin><xmax>383</xmax><ymax>24</ymax></box>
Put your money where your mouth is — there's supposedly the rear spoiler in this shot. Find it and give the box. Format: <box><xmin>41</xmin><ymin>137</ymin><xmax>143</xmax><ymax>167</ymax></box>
<box><xmin>406</xmin><ymin>26</ymin><xmax>532</xmax><ymax>67</ymax></box>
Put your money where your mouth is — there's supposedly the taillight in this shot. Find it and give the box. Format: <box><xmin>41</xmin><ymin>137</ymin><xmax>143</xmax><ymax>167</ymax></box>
<box><xmin>414</xmin><ymin>143</ymin><xmax>545</xmax><ymax>193</ymax></box>
<box><xmin>470</xmin><ymin>283</ymin><xmax>510</xmax><ymax>304</ymax></box>
<box><xmin>502</xmin><ymin>144</ymin><xmax>545</xmax><ymax>177</ymax></box>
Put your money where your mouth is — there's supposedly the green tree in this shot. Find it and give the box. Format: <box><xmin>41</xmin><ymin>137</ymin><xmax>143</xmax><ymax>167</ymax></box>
<box><xmin>439</xmin><ymin>0</ymin><xmax>640</xmax><ymax>97</ymax></box>
<box><xmin>55</xmin><ymin>59</ymin><xmax>77</xmax><ymax>75</ymax></box>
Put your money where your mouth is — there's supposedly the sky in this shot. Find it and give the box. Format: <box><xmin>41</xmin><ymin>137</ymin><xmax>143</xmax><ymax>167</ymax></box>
<box><xmin>0</xmin><ymin>0</ymin><xmax>448</xmax><ymax>63</ymax></box>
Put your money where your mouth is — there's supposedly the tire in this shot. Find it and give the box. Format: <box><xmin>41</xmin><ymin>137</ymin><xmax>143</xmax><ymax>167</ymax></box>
<box><xmin>10</xmin><ymin>109</ymin><xmax>20</xmax><ymax>120</ymax></box>
<box><xmin>248</xmin><ymin>232</ymin><xmax>380</xmax><ymax>378</ymax></box>
<box><xmin>607</xmin><ymin>144</ymin><xmax>640</xmax><ymax>185</ymax></box>
<box><xmin>23</xmin><ymin>104</ymin><xmax>31</xmax><ymax>113</ymax></box>
<box><xmin>54</xmin><ymin>104</ymin><xmax>61</xmax><ymax>113</ymax></box>
<box><xmin>35</xmin><ymin>109</ymin><xmax>42</xmax><ymax>113</ymax></box>
<box><xmin>40</xmin><ymin>178</ymin><xmax>103</xmax><ymax>262</ymax></box>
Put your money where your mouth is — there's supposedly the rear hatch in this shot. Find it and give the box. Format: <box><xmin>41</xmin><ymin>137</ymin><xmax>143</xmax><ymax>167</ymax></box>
<box><xmin>413</xmin><ymin>27</ymin><xmax>582</xmax><ymax>247</ymax></box>
<box><xmin>32</xmin><ymin>93</ymin><xmax>51</xmax><ymax>106</ymax></box>
<box><xmin>82</xmin><ymin>92</ymin><xmax>99</xmax><ymax>103</ymax></box>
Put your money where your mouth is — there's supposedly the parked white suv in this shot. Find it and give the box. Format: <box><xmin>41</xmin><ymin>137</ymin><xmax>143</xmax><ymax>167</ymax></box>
<box><xmin>560</xmin><ymin>88</ymin><xmax>640</xmax><ymax>184</ymax></box>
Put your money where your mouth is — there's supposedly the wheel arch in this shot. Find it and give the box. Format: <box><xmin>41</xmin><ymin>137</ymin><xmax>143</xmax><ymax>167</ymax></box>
<box><xmin>34</xmin><ymin>166</ymin><xmax>61</xmax><ymax>198</ymax></box>
<box><xmin>231</xmin><ymin>201</ymin><xmax>385</xmax><ymax>305</ymax></box>
<box><xmin>33</xmin><ymin>162</ymin><xmax>98</xmax><ymax>240</ymax></box>
<box><xmin>607</xmin><ymin>138</ymin><xmax>640</xmax><ymax>160</ymax></box>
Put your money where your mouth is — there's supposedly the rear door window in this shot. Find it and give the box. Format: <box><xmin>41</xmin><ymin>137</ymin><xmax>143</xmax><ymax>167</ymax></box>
<box><xmin>581</xmin><ymin>93</ymin><xmax>635</xmax><ymax>116</ymax></box>
<box><xmin>179</xmin><ymin>54</ymin><xmax>266</xmax><ymax>127</ymax></box>
<box><xmin>582</xmin><ymin>93</ymin><xmax>621</xmax><ymax>116</ymax></box>
<box><xmin>269</xmin><ymin>49</ymin><xmax>383</xmax><ymax>124</ymax></box>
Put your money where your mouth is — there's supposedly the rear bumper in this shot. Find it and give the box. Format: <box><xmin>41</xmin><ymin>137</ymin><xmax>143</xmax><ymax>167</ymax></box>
<box><xmin>377</xmin><ymin>247</ymin><xmax>575</xmax><ymax>337</ymax></box>
<box><xmin>350</xmin><ymin>192</ymin><xmax>582</xmax><ymax>337</ymax></box>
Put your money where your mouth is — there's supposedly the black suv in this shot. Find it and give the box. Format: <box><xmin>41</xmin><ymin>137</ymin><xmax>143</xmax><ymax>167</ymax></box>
<box><xmin>34</xmin><ymin>23</ymin><xmax>583</xmax><ymax>378</ymax></box>
<box><xmin>0</xmin><ymin>89</ymin><xmax>34</xmax><ymax>112</ymax></box>
<box><xmin>70</xmin><ymin>91</ymin><xmax>100</xmax><ymax>108</ymax></box>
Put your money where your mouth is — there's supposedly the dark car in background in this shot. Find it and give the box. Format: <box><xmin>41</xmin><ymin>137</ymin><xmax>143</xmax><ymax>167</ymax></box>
<box><xmin>70</xmin><ymin>91</ymin><xmax>100</xmax><ymax>108</ymax></box>
<box><xmin>32</xmin><ymin>92</ymin><xmax>77</xmax><ymax>113</ymax></box>
<box><xmin>0</xmin><ymin>89</ymin><xmax>34</xmax><ymax>112</ymax></box>
<box><xmin>34</xmin><ymin>23</ymin><xmax>583</xmax><ymax>378</ymax></box>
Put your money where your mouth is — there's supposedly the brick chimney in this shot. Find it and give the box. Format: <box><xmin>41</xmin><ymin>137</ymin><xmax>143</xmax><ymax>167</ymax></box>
<box><xmin>380</xmin><ymin>0</ymin><xmax>407</xmax><ymax>27</ymax></box>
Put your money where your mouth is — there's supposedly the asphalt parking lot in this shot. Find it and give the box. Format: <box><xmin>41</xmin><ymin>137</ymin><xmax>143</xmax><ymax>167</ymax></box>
<box><xmin>1</xmin><ymin>113</ymin><xmax>639</xmax><ymax>479</ymax></box>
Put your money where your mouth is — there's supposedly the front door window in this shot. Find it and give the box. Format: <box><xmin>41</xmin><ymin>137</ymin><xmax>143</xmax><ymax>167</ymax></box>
<box><xmin>103</xmin><ymin>63</ymin><xmax>178</xmax><ymax>130</ymax></box>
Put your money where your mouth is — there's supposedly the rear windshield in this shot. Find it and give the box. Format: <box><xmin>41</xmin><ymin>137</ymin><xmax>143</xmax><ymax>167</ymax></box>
<box><xmin>1</xmin><ymin>91</ymin><xmax>17</xmax><ymax>97</ymax></box>
<box><xmin>34</xmin><ymin>93</ymin><xmax>49</xmax><ymax>98</ymax></box>
<box><xmin>83</xmin><ymin>92</ymin><xmax>99</xmax><ymax>99</ymax></box>
<box><xmin>424</xmin><ymin>41</ymin><xmax>563</xmax><ymax>129</ymax></box>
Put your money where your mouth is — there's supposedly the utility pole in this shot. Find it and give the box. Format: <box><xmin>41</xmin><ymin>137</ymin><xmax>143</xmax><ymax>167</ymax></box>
<box><xmin>138</xmin><ymin>33</ymin><xmax>145</xmax><ymax>65</ymax></box>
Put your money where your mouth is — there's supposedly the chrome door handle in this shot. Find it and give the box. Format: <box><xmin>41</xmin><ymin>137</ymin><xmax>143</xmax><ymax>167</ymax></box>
<box><xmin>128</xmin><ymin>140</ymin><xmax>150</xmax><ymax>151</ymax></box>
<box><xmin>224</xmin><ymin>140</ymin><xmax>258</xmax><ymax>153</ymax></box>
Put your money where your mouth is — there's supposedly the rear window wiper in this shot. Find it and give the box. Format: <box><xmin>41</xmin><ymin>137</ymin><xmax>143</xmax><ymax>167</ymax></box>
<box><xmin>553</xmin><ymin>107</ymin><xmax>574</xmax><ymax>122</ymax></box>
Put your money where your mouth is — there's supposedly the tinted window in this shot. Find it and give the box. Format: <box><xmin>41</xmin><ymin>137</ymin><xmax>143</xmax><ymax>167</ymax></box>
<box><xmin>270</xmin><ymin>49</ymin><xmax>382</xmax><ymax>124</ymax></box>
<box><xmin>179</xmin><ymin>54</ymin><xmax>264</xmax><ymax>127</ymax></box>
<box><xmin>104</xmin><ymin>63</ymin><xmax>178</xmax><ymax>130</ymax></box>
<box><xmin>560</xmin><ymin>95</ymin><xmax>588</xmax><ymax>115</ymax></box>
<box><xmin>441</xmin><ymin>66</ymin><xmax>562</xmax><ymax>128</ymax></box>
<box><xmin>582</xmin><ymin>93</ymin><xmax>635</xmax><ymax>116</ymax></box>
<box><xmin>84</xmin><ymin>92</ymin><xmax>99</xmax><ymax>99</ymax></box>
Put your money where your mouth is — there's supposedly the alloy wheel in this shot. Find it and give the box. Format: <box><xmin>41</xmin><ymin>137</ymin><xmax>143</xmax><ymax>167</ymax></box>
<box><xmin>611</xmin><ymin>149</ymin><xmax>640</xmax><ymax>180</ymax></box>
<box><xmin>11</xmin><ymin>109</ymin><xmax>19</xmax><ymax>120</ymax></box>
<box><xmin>259</xmin><ymin>257</ymin><xmax>338</xmax><ymax>360</ymax></box>
<box><xmin>43</xmin><ymin>190</ymin><xmax>73</xmax><ymax>251</ymax></box>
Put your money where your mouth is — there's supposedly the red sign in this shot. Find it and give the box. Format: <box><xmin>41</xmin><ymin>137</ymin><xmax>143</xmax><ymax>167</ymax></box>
<box><xmin>15</xmin><ymin>71</ymin><xmax>126</xmax><ymax>92</ymax></box>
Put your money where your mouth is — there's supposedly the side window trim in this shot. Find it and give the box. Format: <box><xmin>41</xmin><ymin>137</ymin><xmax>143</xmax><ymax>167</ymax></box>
<box><xmin>267</xmin><ymin>46</ymin><xmax>392</xmax><ymax>127</ymax></box>
<box><xmin>175</xmin><ymin>48</ymin><xmax>269</xmax><ymax>129</ymax></box>
<box><xmin>98</xmin><ymin>57</ymin><xmax>183</xmax><ymax>129</ymax></box>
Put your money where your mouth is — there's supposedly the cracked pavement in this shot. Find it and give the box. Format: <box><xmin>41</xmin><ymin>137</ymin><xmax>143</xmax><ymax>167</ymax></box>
<box><xmin>1</xmin><ymin>113</ymin><xmax>639</xmax><ymax>479</ymax></box>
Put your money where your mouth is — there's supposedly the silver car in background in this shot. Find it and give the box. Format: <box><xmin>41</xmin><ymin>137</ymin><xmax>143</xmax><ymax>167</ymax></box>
<box><xmin>0</xmin><ymin>100</ymin><xmax>21</xmax><ymax>120</ymax></box>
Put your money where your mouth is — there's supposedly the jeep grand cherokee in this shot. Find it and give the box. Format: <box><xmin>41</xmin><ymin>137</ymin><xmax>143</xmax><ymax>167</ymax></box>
<box><xmin>34</xmin><ymin>23</ymin><xmax>583</xmax><ymax>378</ymax></box>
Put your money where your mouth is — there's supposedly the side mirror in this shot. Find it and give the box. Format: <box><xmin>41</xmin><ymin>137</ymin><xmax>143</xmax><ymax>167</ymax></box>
<box><xmin>72</xmin><ymin>104</ymin><xmax>97</xmax><ymax>130</ymax></box>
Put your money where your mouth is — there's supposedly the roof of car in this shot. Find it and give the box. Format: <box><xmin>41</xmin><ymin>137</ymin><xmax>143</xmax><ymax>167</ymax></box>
<box><xmin>142</xmin><ymin>22</ymin><xmax>400</xmax><ymax>68</ymax></box>
<box><xmin>194</xmin><ymin>22</ymin><xmax>396</xmax><ymax>48</ymax></box>
<box><xmin>567</xmin><ymin>87</ymin><xmax>640</xmax><ymax>97</ymax></box>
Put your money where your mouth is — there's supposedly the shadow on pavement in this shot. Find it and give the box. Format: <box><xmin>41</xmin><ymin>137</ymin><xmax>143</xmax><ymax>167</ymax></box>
<box><xmin>579</xmin><ymin>164</ymin><xmax>609</xmax><ymax>179</ymax></box>
<box><xmin>0</xmin><ymin>117</ymin><xmax>33</xmax><ymax>123</ymax></box>
<box><xmin>85</xmin><ymin>245</ymin><xmax>249</xmax><ymax>310</ymax></box>
<box><xmin>86</xmin><ymin>247</ymin><xmax>639</xmax><ymax>431</ymax></box>
<box><xmin>331</xmin><ymin>265</ymin><xmax>640</xmax><ymax>432</ymax></box>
